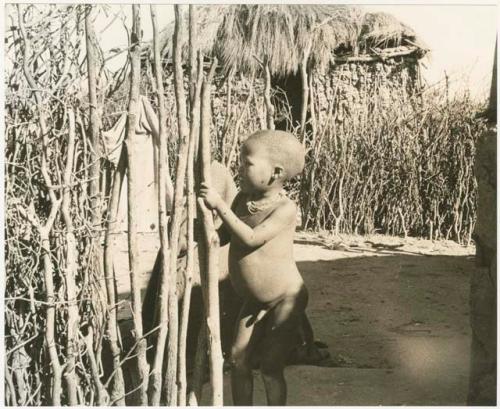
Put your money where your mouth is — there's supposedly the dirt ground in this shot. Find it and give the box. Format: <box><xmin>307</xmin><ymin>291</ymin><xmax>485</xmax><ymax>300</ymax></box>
<box><xmin>115</xmin><ymin>231</ymin><xmax>475</xmax><ymax>406</ymax></box>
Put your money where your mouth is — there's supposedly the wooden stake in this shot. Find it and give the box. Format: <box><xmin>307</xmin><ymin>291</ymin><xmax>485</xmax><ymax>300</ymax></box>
<box><xmin>84</xmin><ymin>5</ymin><xmax>102</xmax><ymax>230</ymax></box>
<box><xmin>197</xmin><ymin>58</ymin><xmax>224</xmax><ymax>406</ymax></box>
<box><xmin>103</xmin><ymin>148</ymin><xmax>126</xmax><ymax>406</ymax></box>
<box><xmin>178</xmin><ymin>17</ymin><xmax>204</xmax><ymax>405</ymax></box>
<box><xmin>163</xmin><ymin>5</ymin><xmax>191</xmax><ymax>405</ymax></box>
<box><xmin>61</xmin><ymin>109</ymin><xmax>80</xmax><ymax>405</ymax></box>
<box><xmin>148</xmin><ymin>5</ymin><xmax>171</xmax><ymax>405</ymax></box>
<box><xmin>124</xmin><ymin>5</ymin><xmax>149</xmax><ymax>404</ymax></box>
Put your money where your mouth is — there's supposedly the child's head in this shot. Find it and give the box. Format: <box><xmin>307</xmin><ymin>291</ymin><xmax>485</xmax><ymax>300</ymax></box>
<box><xmin>239</xmin><ymin>130</ymin><xmax>305</xmax><ymax>192</ymax></box>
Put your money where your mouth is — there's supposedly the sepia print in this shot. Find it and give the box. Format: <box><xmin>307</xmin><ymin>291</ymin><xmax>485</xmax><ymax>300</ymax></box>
<box><xmin>3</xmin><ymin>3</ymin><xmax>497</xmax><ymax>406</ymax></box>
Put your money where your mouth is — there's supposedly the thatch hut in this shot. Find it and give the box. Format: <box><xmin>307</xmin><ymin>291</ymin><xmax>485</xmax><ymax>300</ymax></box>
<box><xmin>144</xmin><ymin>5</ymin><xmax>427</xmax><ymax>138</ymax></box>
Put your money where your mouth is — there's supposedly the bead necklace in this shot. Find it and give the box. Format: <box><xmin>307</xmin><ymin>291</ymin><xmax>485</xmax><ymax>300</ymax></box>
<box><xmin>246</xmin><ymin>190</ymin><xmax>286</xmax><ymax>215</ymax></box>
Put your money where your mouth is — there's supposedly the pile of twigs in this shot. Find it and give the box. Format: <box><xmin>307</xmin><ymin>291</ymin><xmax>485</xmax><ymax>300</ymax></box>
<box><xmin>5</xmin><ymin>5</ymin><xmax>109</xmax><ymax>405</ymax></box>
<box><xmin>5</xmin><ymin>4</ymin><xmax>226</xmax><ymax>406</ymax></box>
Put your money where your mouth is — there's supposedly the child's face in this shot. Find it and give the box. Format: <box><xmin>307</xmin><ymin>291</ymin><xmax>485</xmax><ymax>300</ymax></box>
<box><xmin>239</xmin><ymin>141</ymin><xmax>276</xmax><ymax>193</ymax></box>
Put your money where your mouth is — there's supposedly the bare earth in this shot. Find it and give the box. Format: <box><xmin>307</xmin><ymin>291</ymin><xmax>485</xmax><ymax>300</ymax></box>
<box><xmin>115</xmin><ymin>231</ymin><xmax>475</xmax><ymax>406</ymax></box>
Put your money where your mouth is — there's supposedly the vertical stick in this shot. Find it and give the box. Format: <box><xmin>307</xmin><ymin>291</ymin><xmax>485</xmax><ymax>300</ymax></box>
<box><xmin>163</xmin><ymin>5</ymin><xmax>191</xmax><ymax>405</ymax></box>
<box><xmin>103</xmin><ymin>149</ymin><xmax>126</xmax><ymax>406</ymax></box>
<box><xmin>148</xmin><ymin>5</ymin><xmax>171</xmax><ymax>405</ymax></box>
<box><xmin>178</xmin><ymin>17</ymin><xmax>203</xmax><ymax>406</ymax></box>
<box><xmin>197</xmin><ymin>58</ymin><xmax>224</xmax><ymax>406</ymax></box>
<box><xmin>84</xmin><ymin>5</ymin><xmax>102</xmax><ymax>230</ymax></box>
<box><xmin>61</xmin><ymin>109</ymin><xmax>80</xmax><ymax>405</ymax></box>
<box><xmin>189</xmin><ymin>5</ymin><xmax>197</xmax><ymax>105</ymax></box>
<box><xmin>124</xmin><ymin>5</ymin><xmax>149</xmax><ymax>404</ymax></box>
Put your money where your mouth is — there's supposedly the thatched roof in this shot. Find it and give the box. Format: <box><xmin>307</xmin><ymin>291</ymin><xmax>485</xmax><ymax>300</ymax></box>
<box><xmin>146</xmin><ymin>5</ymin><xmax>427</xmax><ymax>77</ymax></box>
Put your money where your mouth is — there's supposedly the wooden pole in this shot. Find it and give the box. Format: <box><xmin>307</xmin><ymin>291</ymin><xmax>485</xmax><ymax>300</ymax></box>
<box><xmin>197</xmin><ymin>58</ymin><xmax>224</xmax><ymax>406</ymax></box>
<box><xmin>163</xmin><ymin>5</ymin><xmax>191</xmax><ymax>405</ymax></box>
<box><xmin>148</xmin><ymin>5</ymin><xmax>171</xmax><ymax>405</ymax></box>
<box><xmin>103</xmin><ymin>149</ymin><xmax>126</xmax><ymax>406</ymax></box>
<box><xmin>178</xmin><ymin>10</ymin><xmax>203</xmax><ymax>404</ymax></box>
<box><xmin>61</xmin><ymin>109</ymin><xmax>80</xmax><ymax>405</ymax></box>
<box><xmin>84</xmin><ymin>5</ymin><xmax>102</xmax><ymax>230</ymax></box>
<box><xmin>124</xmin><ymin>5</ymin><xmax>149</xmax><ymax>404</ymax></box>
<box><xmin>189</xmin><ymin>5</ymin><xmax>197</xmax><ymax>105</ymax></box>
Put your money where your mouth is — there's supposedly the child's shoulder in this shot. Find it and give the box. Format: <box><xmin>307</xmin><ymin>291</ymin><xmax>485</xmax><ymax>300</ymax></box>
<box><xmin>232</xmin><ymin>191</ymin><xmax>296</xmax><ymax>219</ymax></box>
<box><xmin>264</xmin><ymin>192</ymin><xmax>296</xmax><ymax>219</ymax></box>
<box><xmin>275</xmin><ymin>195</ymin><xmax>297</xmax><ymax>215</ymax></box>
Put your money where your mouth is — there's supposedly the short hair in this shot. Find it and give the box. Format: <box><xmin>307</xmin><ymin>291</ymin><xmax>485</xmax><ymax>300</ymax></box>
<box><xmin>243</xmin><ymin>130</ymin><xmax>305</xmax><ymax>180</ymax></box>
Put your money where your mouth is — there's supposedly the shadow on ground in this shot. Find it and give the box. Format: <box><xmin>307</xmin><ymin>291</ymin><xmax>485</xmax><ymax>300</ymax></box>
<box><xmin>114</xmin><ymin>235</ymin><xmax>475</xmax><ymax>406</ymax></box>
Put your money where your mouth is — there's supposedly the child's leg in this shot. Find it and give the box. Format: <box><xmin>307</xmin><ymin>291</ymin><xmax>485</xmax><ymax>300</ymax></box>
<box><xmin>230</xmin><ymin>301</ymin><xmax>266</xmax><ymax>406</ymax></box>
<box><xmin>259</xmin><ymin>287</ymin><xmax>308</xmax><ymax>405</ymax></box>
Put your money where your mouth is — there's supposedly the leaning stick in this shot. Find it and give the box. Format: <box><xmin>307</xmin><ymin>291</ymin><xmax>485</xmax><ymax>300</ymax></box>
<box><xmin>197</xmin><ymin>58</ymin><xmax>224</xmax><ymax>406</ymax></box>
<box><xmin>148</xmin><ymin>5</ymin><xmax>171</xmax><ymax>405</ymax></box>
<box><xmin>163</xmin><ymin>5</ymin><xmax>192</xmax><ymax>405</ymax></box>
<box><xmin>124</xmin><ymin>5</ymin><xmax>149</xmax><ymax>404</ymax></box>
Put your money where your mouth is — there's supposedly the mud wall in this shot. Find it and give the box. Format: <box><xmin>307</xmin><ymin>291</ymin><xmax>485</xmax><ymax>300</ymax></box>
<box><xmin>468</xmin><ymin>127</ymin><xmax>497</xmax><ymax>405</ymax></box>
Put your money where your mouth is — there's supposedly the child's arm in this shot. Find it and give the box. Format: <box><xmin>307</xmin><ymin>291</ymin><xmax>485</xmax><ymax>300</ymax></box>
<box><xmin>200</xmin><ymin>184</ymin><xmax>295</xmax><ymax>248</ymax></box>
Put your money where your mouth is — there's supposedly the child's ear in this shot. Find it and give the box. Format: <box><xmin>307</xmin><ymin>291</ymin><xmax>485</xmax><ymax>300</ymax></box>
<box><xmin>273</xmin><ymin>165</ymin><xmax>285</xmax><ymax>180</ymax></box>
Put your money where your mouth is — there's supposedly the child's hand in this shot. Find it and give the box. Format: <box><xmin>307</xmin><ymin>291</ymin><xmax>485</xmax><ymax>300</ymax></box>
<box><xmin>199</xmin><ymin>182</ymin><xmax>222</xmax><ymax>210</ymax></box>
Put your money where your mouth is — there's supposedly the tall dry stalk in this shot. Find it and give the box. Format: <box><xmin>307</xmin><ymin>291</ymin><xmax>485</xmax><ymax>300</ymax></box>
<box><xmin>124</xmin><ymin>5</ymin><xmax>150</xmax><ymax>405</ymax></box>
<box><xmin>299</xmin><ymin>68</ymin><xmax>485</xmax><ymax>242</ymax></box>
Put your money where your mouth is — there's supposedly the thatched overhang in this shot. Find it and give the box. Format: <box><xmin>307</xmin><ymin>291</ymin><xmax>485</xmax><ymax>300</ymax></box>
<box><xmin>144</xmin><ymin>5</ymin><xmax>428</xmax><ymax>76</ymax></box>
